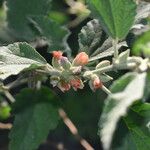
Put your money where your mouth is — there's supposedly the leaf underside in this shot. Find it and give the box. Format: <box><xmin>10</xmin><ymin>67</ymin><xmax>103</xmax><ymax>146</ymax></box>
<box><xmin>98</xmin><ymin>73</ymin><xmax>146</xmax><ymax>150</ymax></box>
<box><xmin>0</xmin><ymin>42</ymin><xmax>46</xmax><ymax>80</ymax></box>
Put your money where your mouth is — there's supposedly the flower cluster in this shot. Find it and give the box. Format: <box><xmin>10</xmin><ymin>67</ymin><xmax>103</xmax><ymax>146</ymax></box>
<box><xmin>50</xmin><ymin>51</ymin><xmax>104</xmax><ymax>92</ymax></box>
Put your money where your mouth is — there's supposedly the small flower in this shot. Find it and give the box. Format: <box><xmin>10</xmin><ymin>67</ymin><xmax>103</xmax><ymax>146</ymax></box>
<box><xmin>57</xmin><ymin>80</ymin><xmax>71</xmax><ymax>92</ymax></box>
<box><xmin>52</xmin><ymin>51</ymin><xmax>63</xmax><ymax>59</ymax></box>
<box><xmin>70</xmin><ymin>78</ymin><xmax>84</xmax><ymax>91</ymax></box>
<box><xmin>72</xmin><ymin>52</ymin><xmax>89</xmax><ymax>66</ymax></box>
<box><xmin>89</xmin><ymin>74</ymin><xmax>103</xmax><ymax>91</ymax></box>
<box><xmin>93</xmin><ymin>77</ymin><xmax>103</xmax><ymax>89</ymax></box>
<box><xmin>52</xmin><ymin>51</ymin><xmax>63</xmax><ymax>70</ymax></box>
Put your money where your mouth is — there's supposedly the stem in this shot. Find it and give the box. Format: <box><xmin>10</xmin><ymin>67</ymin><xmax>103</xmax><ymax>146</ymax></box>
<box><xmin>4</xmin><ymin>91</ymin><xmax>15</xmax><ymax>103</ymax></box>
<box><xmin>102</xmin><ymin>85</ymin><xmax>112</xmax><ymax>95</ymax></box>
<box><xmin>59</xmin><ymin>108</ymin><xmax>94</xmax><ymax>150</ymax></box>
<box><xmin>6</xmin><ymin>78</ymin><xmax>28</xmax><ymax>89</ymax></box>
<box><xmin>89</xmin><ymin>62</ymin><xmax>137</xmax><ymax>76</ymax></box>
<box><xmin>92</xmin><ymin>65</ymin><xmax>113</xmax><ymax>74</ymax></box>
<box><xmin>113</xmin><ymin>38</ymin><xmax>119</xmax><ymax>59</ymax></box>
<box><xmin>28</xmin><ymin>72</ymin><xmax>37</xmax><ymax>89</ymax></box>
<box><xmin>36</xmin><ymin>81</ymin><xmax>41</xmax><ymax>90</ymax></box>
<box><xmin>0</xmin><ymin>122</ymin><xmax>12</xmax><ymax>130</ymax></box>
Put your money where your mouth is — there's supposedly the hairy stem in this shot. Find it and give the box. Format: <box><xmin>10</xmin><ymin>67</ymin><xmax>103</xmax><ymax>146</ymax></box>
<box><xmin>113</xmin><ymin>38</ymin><xmax>119</xmax><ymax>59</ymax></box>
<box><xmin>92</xmin><ymin>65</ymin><xmax>114</xmax><ymax>74</ymax></box>
<box><xmin>4</xmin><ymin>91</ymin><xmax>15</xmax><ymax>103</ymax></box>
<box><xmin>102</xmin><ymin>85</ymin><xmax>112</xmax><ymax>95</ymax></box>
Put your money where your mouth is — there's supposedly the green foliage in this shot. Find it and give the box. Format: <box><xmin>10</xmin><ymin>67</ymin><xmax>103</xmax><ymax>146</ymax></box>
<box><xmin>135</xmin><ymin>1</ymin><xmax>150</xmax><ymax>23</ymax></box>
<box><xmin>0</xmin><ymin>0</ymin><xmax>149</xmax><ymax>150</ymax></box>
<box><xmin>87</xmin><ymin>0</ymin><xmax>137</xmax><ymax>39</ymax></box>
<box><xmin>29</xmin><ymin>16</ymin><xmax>70</xmax><ymax>52</ymax></box>
<box><xmin>123</xmin><ymin>102</ymin><xmax>150</xmax><ymax>150</ymax></box>
<box><xmin>89</xmin><ymin>40</ymin><xmax>127</xmax><ymax>62</ymax></box>
<box><xmin>0</xmin><ymin>105</ymin><xmax>11</xmax><ymax>120</ymax></box>
<box><xmin>98</xmin><ymin>73</ymin><xmax>146</xmax><ymax>150</ymax></box>
<box><xmin>0</xmin><ymin>42</ymin><xmax>46</xmax><ymax>80</ymax></box>
<box><xmin>133</xmin><ymin>30</ymin><xmax>150</xmax><ymax>58</ymax></box>
<box><xmin>7</xmin><ymin>0</ymin><xmax>52</xmax><ymax>40</ymax></box>
<box><xmin>78</xmin><ymin>19</ymin><xmax>127</xmax><ymax>61</ymax></box>
<box><xmin>48</xmin><ymin>11</ymin><xmax>69</xmax><ymax>25</ymax></box>
<box><xmin>9</xmin><ymin>87</ymin><xmax>60</xmax><ymax>150</ymax></box>
<box><xmin>78</xmin><ymin>19</ymin><xmax>106</xmax><ymax>55</ymax></box>
<box><xmin>112</xmin><ymin>102</ymin><xmax>150</xmax><ymax>150</ymax></box>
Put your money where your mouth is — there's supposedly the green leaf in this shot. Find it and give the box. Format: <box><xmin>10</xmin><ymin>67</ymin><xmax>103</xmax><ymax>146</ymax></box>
<box><xmin>98</xmin><ymin>72</ymin><xmax>146</xmax><ymax>150</ymax></box>
<box><xmin>123</xmin><ymin>102</ymin><xmax>150</xmax><ymax>150</ymax></box>
<box><xmin>78</xmin><ymin>19</ymin><xmax>107</xmax><ymax>55</ymax></box>
<box><xmin>87</xmin><ymin>0</ymin><xmax>137</xmax><ymax>39</ymax></box>
<box><xmin>133</xmin><ymin>30</ymin><xmax>150</xmax><ymax>58</ymax></box>
<box><xmin>131</xmin><ymin>101</ymin><xmax>150</xmax><ymax>117</ymax></box>
<box><xmin>0</xmin><ymin>42</ymin><xmax>47</xmax><ymax>80</ymax></box>
<box><xmin>0</xmin><ymin>104</ymin><xmax>11</xmax><ymax>120</ymax></box>
<box><xmin>112</xmin><ymin>102</ymin><xmax>150</xmax><ymax>150</ymax></box>
<box><xmin>7</xmin><ymin>0</ymin><xmax>52</xmax><ymax>40</ymax></box>
<box><xmin>29</xmin><ymin>16</ymin><xmax>70</xmax><ymax>52</ymax></box>
<box><xmin>9</xmin><ymin>87</ymin><xmax>60</xmax><ymax>150</ymax></box>
<box><xmin>48</xmin><ymin>11</ymin><xmax>69</xmax><ymax>25</ymax></box>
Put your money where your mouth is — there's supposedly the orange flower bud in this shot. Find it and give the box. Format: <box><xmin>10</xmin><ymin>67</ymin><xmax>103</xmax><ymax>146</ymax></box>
<box><xmin>52</xmin><ymin>51</ymin><xmax>63</xmax><ymax>59</ymax></box>
<box><xmin>93</xmin><ymin>77</ymin><xmax>103</xmax><ymax>89</ymax></box>
<box><xmin>89</xmin><ymin>74</ymin><xmax>103</xmax><ymax>91</ymax></box>
<box><xmin>73</xmin><ymin>52</ymin><xmax>89</xmax><ymax>66</ymax></box>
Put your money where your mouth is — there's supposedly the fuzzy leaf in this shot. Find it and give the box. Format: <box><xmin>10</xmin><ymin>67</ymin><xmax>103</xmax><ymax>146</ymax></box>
<box><xmin>0</xmin><ymin>42</ymin><xmax>47</xmax><ymax>80</ymax></box>
<box><xmin>112</xmin><ymin>102</ymin><xmax>150</xmax><ymax>150</ymax></box>
<box><xmin>9</xmin><ymin>87</ymin><xmax>60</xmax><ymax>150</ymax></box>
<box><xmin>89</xmin><ymin>41</ymin><xmax>127</xmax><ymax>62</ymax></box>
<box><xmin>96</xmin><ymin>60</ymin><xmax>111</xmax><ymax>69</ymax></box>
<box><xmin>123</xmin><ymin>102</ymin><xmax>150</xmax><ymax>150</ymax></box>
<box><xmin>7</xmin><ymin>0</ymin><xmax>52</xmax><ymax>40</ymax></box>
<box><xmin>87</xmin><ymin>0</ymin><xmax>137</xmax><ymax>39</ymax></box>
<box><xmin>98</xmin><ymin>73</ymin><xmax>146</xmax><ymax>150</ymax></box>
<box><xmin>78</xmin><ymin>19</ymin><xmax>107</xmax><ymax>55</ymax></box>
<box><xmin>29</xmin><ymin>16</ymin><xmax>70</xmax><ymax>52</ymax></box>
<box><xmin>135</xmin><ymin>1</ymin><xmax>150</xmax><ymax>23</ymax></box>
<box><xmin>118</xmin><ymin>50</ymin><xmax>130</xmax><ymax>64</ymax></box>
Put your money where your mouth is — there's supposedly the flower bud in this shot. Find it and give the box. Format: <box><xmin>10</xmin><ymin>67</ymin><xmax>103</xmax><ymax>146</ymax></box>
<box><xmin>57</xmin><ymin>80</ymin><xmax>71</xmax><ymax>92</ymax></box>
<box><xmin>72</xmin><ymin>52</ymin><xmax>89</xmax><ymax>66</ymax></box>
<box><xmin>89</xmin><ymin>74</ymin><xmax>103</xmax><ymax>91</ymax></box>
<box><xmin>70</xmin><ymin>78</ymin><xmax>84</xmax><ymax>91</ymax></box>
<box><xmin>93</xmin><ymin>77</ymin><xmax>103</xmax><ymax>89</ymax></box>
<box><xmin>52</xmin><ymin>51</ymin><xmax>63</xmax><ymax>59</ymax></box>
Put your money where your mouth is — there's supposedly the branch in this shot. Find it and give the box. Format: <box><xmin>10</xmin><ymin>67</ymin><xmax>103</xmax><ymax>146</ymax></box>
<box><xmin>0</xmin><ymin>122</ymin><xmax>12</xmax><ymax>130</ymax></box>
<box><xmin>58</xmin><ymin>108</ymin><xmax>94</xmax><ymax>150</ymax></box>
